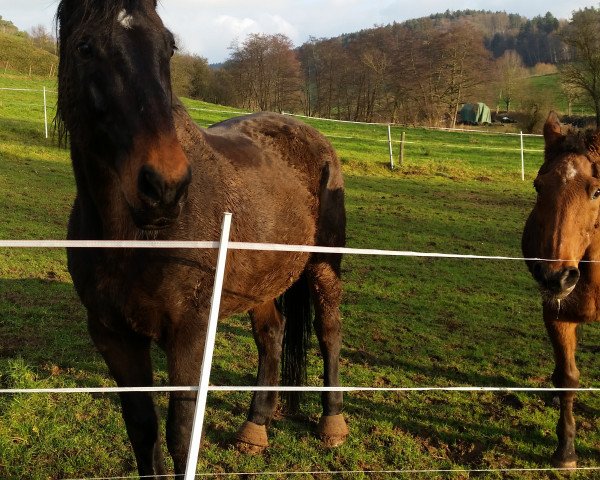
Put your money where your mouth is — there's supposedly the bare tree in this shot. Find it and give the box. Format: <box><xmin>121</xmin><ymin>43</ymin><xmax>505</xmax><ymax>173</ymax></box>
<box><xmin>225</xmin><ymin>33</ymin><xmax>303</xmax><ymax>112</ymax></box>
<box><xmin>440</xmin><ymin>24</ymin><xmax>492</xmax><ymax>128</ymax></box>
<box><xmin>30</xmin><ymin>24</ymin><xmax>56</xmax><ymax>55</ymax></box>
<box><xmin>496</xmin><ymin>50</ymin><xmax>526</xmax><ymax>113</ymax></box>
<box><xmin>560</xmin><ymin>7</ymin><xmax>600</xmax><ymax>126</ymax></box>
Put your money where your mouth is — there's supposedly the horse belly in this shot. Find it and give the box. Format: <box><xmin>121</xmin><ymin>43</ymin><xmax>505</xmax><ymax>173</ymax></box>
<box><xmin>221</xmin><ymin>181</ymin><xmax>316</xmax><ymax>315</ymax></box>
<box><xmin>221</xmin><ymin>249</ymin><xmax>311</xmax><ymax>315</ymax></box>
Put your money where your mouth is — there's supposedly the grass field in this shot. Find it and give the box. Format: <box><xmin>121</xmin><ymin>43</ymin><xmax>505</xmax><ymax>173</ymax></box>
<box><xmin>527</xmin><ymin>74</ymin><xmax>595</xmax><ymax>117</ymax></box>
<box><xmin>0</xmin><ymin>73</ymin><xmax>599</xmax><ymax>479</ymax></box>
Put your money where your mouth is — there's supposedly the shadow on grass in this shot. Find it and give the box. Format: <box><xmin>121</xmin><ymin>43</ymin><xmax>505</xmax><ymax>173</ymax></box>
<box><xmin>0</xmin><ymin>278</ymin><xmax>94</xmax><ymax>369</ymax></box>
<box><xmin>0</xmin><ymin>117</ymin><xmax>60</xmax><ymax>149</ymax></box>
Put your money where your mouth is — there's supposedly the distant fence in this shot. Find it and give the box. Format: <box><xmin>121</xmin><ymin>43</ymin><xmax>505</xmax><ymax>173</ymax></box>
<box><xmin>0</xmin><ymin>86</ymin><xmax>56</xmax><ymax>139</ymax></box>
<box><xmin>1</xmin><ymin>90</ymin><xmax>543</xmax><ymax>179</ymax></box>
<box><xmin>281</xmin><ymin>111</ymin><xmax>542</xmax><ymax>179</ymax></box>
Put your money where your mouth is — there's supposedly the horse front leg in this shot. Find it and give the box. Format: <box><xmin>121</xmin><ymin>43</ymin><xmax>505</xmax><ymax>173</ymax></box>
<box><xmin>165</xmin><ymin>319</ymin><xmax>207</xmax><ymax>476</ymax></box>
<box><xmin>308</xmin><ymin>259</ymin><xmax>349</xmax><ymax>447</ymax></box>
<box><xmin>88</xmin><ymin>316</ymin><xmax>165</xmax><ymax>477</ymax></box>
<box><xmin>236</xmin><ymin>300</ymin><xmax>285</xmax><ymax>453</ymax></box>
<box><xmin>545</xmin><ymin>317</ymin><xmax>580</xmax><ymax>469</ymax></box>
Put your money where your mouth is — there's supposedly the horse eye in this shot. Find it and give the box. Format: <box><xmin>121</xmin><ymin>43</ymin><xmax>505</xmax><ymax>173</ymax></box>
<box><xmin>593</xmin><ymin>188</ymin><xmax>600</xmax><ymax>200</ymax></box>
<box><xmin>76</xmin><ymin>41</ymin><xmax>93</xmax><ymax>58</ymax></box>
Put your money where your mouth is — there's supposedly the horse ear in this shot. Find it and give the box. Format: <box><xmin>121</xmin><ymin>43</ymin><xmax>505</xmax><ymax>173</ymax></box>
<box><xmin>543</xmin><ymin>111</ymin><xmax>564</xmax><ymax>148</ymax></box>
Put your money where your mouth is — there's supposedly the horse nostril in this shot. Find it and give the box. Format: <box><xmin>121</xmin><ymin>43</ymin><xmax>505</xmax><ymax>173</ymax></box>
<box><xmin>171</xmin><ymin>166</ymin><xmax>192</xmax><ymax>205</ymax></box>
<box><xmin>532</xmin><ymin>262</ymin><xmax>544</xmax><ymax>282</ymax></box>
<box><xmin>560</xmin><ymin>267</ymin><xmax>580</xmax><ymax>290</ymax></box>
<box><xmin>138</xmin><ymin>165</ymin><xmax>165</xmax><ymax>205</ymax></box>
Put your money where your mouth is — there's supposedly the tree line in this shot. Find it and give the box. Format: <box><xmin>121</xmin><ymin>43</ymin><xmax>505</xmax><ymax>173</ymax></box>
<box><xmin>169</xmin><ymin>8</ymin><xmax>600</xmax><ymax>129</ymax></box>
<box><xmin>3</xmin><ymin>9</ymin><xmax>598</xmax><ymax>129</ymax></box>
<box><xmin>173</xmin><ymin>10</ymin><xmax>566</xmax><ymax>127</ymax></box>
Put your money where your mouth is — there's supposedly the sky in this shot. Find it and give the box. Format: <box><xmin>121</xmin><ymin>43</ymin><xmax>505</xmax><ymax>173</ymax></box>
<box><xmin>2</xmin><ymin>1</ymin><xmax>598</xmax><ymax>63</ymax></box>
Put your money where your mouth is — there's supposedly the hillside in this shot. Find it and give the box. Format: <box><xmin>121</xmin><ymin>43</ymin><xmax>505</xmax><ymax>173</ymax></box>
<box><xmin>0</xmin><ymin>32</ymin><xmax>57</xmax><ymax>77</ymax></box>
<box><xmin>327</xmin><ymin>10</ymin><xmax>563</xmax><ymax>67</ymax></box>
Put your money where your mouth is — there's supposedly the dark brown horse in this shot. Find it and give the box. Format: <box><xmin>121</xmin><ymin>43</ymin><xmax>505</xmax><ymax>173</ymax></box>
<box><xmin>56</xmin><ymin>0</ymin><xmax>348</xmax><ymax>476</ymax></box>
<box><xmin>522</xmin><ymin>111</ymin><xmax>599</xmax><ymax>469</ymax></box>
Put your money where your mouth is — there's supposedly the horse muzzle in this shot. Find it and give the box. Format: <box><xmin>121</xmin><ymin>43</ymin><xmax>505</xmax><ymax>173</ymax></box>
<box><xmin>531</xmin><ymin>262</ymin><xmax>580</xmax><ymax>300</ymax></box>
<box><xmin>131</xmin><ymin>164</ymin><xmax>191</xmax><ymax>230</ymax></box>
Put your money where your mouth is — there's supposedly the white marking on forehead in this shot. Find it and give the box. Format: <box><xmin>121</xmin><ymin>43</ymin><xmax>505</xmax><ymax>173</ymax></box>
<box><xmin>564</xmin><ymin>161</ymin><xmax>578</xmax><ymax>181</ymax></box>
<box><xmin>117</xmin><ymin>9</ymin><xmax>134</xmax><ymax>29</ymax></box>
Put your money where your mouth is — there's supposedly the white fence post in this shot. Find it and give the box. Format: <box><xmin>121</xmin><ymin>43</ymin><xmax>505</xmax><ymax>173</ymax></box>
<box><xmin>400</xmin><ymin>131</ymin><xmax>405</xmax><ymax>167</ymax></box>
<box><xmin>184</xmin><ymin>212</ymin><xmax>232</xmax><ymax>480</ymax></box>
<box><xmin>43</xmin><ymin>87</ymin><xmax>48</xmax><ymax>139</ymax></box>
<box><xmin>388</xmin><ymin>125</ymin><xmax>394</xmax><ymax>170</ymax></box>
<box><xmin>520</xmin><ymin>131</ymin><xmax>525</xmax><ymax>181</ymax></box>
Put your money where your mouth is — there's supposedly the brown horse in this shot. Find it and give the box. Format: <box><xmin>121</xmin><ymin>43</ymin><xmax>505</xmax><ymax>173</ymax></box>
<box><xmin>522</xmin><ymin>111</ymin><xmax>599</xmax><ymax>469</ymax></box>
<box><xmin>56</xmin><ymin>0</ymin><xmax>348</xmax><ymax>477</ymax></box>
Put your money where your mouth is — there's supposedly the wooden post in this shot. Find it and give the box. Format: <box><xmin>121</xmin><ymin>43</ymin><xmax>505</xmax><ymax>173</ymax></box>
<box><xmin>388</xmin><ymin>125</ymin><xmax>394</xmax><ymax>170</ymax></box>
<box><xmin>29</xmin><ymin>65</ymin><xmax>32</xmax><ymax>77</ymax></box>
<box><xmin>399</xmin><ymin>131</ymin><xmax>405</xmax><ymax>167</ymax></box>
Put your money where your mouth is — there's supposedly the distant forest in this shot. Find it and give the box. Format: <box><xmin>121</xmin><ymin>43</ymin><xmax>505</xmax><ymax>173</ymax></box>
<box><xmin>179</xmin><ymin>10</ymin><xmax>570</xmax><ymax>127</ymax></box>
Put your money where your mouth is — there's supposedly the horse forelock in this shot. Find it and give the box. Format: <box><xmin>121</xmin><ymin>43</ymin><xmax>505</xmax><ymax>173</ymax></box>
<box><xmin>543</xmin><ymin>128</ymin><xmax>600</xmax><ymax>170</ymax></box>
<box><xmin>55</xmin><ymin>0</ymin><xmax>158</xmax><ymax>146</ymax></box>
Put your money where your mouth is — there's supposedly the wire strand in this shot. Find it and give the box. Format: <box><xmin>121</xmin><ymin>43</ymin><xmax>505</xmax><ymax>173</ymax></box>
<box><xmin>58</xmin><ymin>466</ymin><xmax>600</xmax><ymax>480</ymax></box>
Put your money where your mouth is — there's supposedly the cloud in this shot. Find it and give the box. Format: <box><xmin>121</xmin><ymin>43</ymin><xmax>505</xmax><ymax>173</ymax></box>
<box><xmin>160</xmin><ymin>6</ymin><xmax>300</xmax><ymax>62</ymax></box>
<box><xmin>213</xmin><ymin>13</ymin><xmax>299</xmax><ymax>44</ymax></box>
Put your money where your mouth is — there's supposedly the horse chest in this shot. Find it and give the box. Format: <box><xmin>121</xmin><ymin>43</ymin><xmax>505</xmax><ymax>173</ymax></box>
<box><xmin>83</xmin><ymin>255</ymin><xmax>209</xmax><ymax>340</ymax></box>
<box><xmin>563</xmin><ymin>283</ymin><xmax>600</xmax><ymax>323</ymax></box>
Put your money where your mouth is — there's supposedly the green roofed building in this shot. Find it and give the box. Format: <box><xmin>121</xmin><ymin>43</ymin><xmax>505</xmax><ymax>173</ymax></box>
<box><xmin>459</xmin><ymin>102</ymin><xmax>492</xmax><ymax>125</ymax></box>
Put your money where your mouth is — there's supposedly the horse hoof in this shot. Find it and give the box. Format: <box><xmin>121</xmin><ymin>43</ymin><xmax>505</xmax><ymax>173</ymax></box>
<box><xmin>317</xmin><ymin>414</ymin><xmax>349</xmax><ymax>447</ymax></box>
<box><xmin>235</xmin><ymin>421</ymin><xmax>268</xmax><ymax>454</ymax></box>
<box><xmin>551</xmin><ymin>457</ymin><xmax>577</xmax><ymax>470</ymax></box>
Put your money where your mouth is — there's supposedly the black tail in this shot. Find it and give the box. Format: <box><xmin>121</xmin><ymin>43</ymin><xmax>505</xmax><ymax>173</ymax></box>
<box><xmin>280</xmin><ymin>272</ymin><xmax>313</xmax><ymax>413</ymax></box>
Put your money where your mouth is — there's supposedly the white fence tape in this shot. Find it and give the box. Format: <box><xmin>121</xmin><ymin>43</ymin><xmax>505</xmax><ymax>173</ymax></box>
<box><xmin>0</xmin><ymin>87</ymin><xmax>57</xmax><ymax>94</ymax></box>
<box><xmin>0</xmin><ymin>238</ymin><xmax>590</xmax><ymax>264</ymax></box>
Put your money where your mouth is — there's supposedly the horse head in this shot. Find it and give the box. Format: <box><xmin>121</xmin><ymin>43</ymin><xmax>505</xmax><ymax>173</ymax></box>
<box><xmin>56</xmin><ymin>0</ymin><xmax>191</xmax><ymax>230</ymax></box>
<box><xmin>523</xmin><ymin>111</ymin><xmax>600</xmax><ymax>303</ymax></box>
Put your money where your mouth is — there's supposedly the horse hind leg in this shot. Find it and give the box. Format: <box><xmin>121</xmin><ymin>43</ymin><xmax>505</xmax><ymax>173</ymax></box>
<box><xmin>307</xmin><ymin>257</ymin><xmax>349</xmax><ymax>447</ymax></box>
<box><xmin>236</xmin><ymin>300</ymin><xmax>285</xmax><ymax>454</ymax></box>
<box><xmin>545</xmin><ymin>318</ymin><xmax>580</xmax><ymax>469</ymax></box>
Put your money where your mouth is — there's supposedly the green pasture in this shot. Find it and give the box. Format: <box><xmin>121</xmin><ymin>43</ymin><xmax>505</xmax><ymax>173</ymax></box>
<box><xmin>527</xmin><ymin>74</ymin><xmax>595</xmax><ymax>117</ymax></box>
<box><xmin>0</xmin><ymin>74</ymin><xmax>598</xmax><ymax>479</ymax></box>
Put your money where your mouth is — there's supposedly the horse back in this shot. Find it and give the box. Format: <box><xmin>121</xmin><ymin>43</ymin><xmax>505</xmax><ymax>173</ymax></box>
<box><xmin>211</xmin><ymin>112</ymin><xmax>344</xmax><ymax>244</ymax></box>
<box><xmin>172</xmin><ymin>109</ymin><xmax>345</xmax><ymax>314</ymax></box>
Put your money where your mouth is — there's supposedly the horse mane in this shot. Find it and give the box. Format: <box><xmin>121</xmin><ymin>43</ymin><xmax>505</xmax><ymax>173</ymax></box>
<box><xmin>54</xmin><ymin>0</ymin><xmax>157</xmax><ymax>146</ymax></box>
<box><xmin>545</xmin><ymin>127</ymin><xmax>600</xmax><ymax>166</ymax></box>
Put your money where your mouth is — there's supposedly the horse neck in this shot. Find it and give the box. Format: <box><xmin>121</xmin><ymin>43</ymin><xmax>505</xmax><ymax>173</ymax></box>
<box><xmin>172</xmin><ymin>101</ymin><xmax>207</xmax><ymax>149</ymax></box>
<box><xmin>70</xmin><ymin>143</ymin><xmax>142</xmax><ymax>240</ymax></box>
